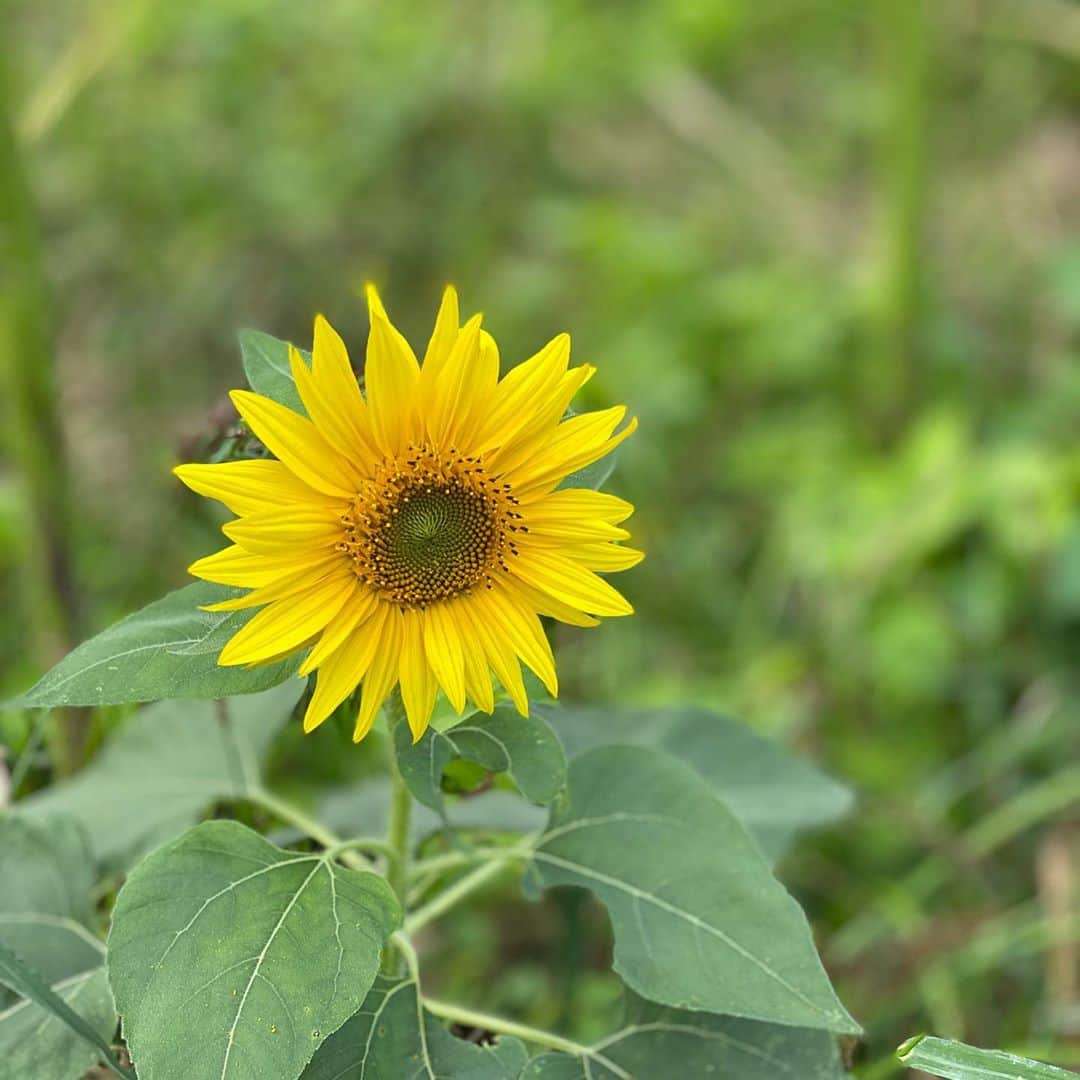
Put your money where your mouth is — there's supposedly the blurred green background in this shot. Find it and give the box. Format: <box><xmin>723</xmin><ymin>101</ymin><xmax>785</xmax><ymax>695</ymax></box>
<box><xmin>2</xmin><ymin>0</ymin><xmax>1079</xmax><ymax>1074</ymax></box>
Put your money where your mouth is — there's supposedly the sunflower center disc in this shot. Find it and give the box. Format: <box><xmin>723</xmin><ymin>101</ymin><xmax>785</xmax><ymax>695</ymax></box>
<box><xmin>340</xmin><ymin>446</ymin><xmax>520</xmax><ymax>609</ymax></box>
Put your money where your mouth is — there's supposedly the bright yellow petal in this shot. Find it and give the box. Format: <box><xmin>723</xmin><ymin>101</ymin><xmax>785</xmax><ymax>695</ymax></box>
<box><xmin>422</xmin><ymin>602</ymin><xmax>467</xmax><ymax>714</ymax></box>
<box><xmin>290</xmin><ymin>342</ymin><xmax>375</xmax><ymax>466</ymax></box>
<box><xmin>223</xmin><ymin>505</ymin><xmax>344</xmax><ymax>555</ymax></box>
<box><xmin>298</xmin><ymin>586</ymin><xmax>378</xmax><ymax>676</ymax></box>
<box><xmin>302</xmin><ymin>608</ymin><xmax>385</xmax><ymax>733</ymax></box>
<box><xmin>365</xmin><ymin>311</ymin><xmax>420</xmax><ymax>457</ymax></box>
<box><xmin>457</xmin><ymin>599</ymin><xmax>528</xmax><ymax>716</ymax></box>
<box><xmin>201</xmin><ymin>557</ymin><xmax>347</xmax><ymax>611</ymax></box>
<box><xmin>512</xmin><ymin>412</ymin><xmax>638</xmax><ymax>500</ymax></box>
<box><xmin>174</xmin><ymin>460</ymin><xmax>328</xmax><ymax>516</ymax></box>
<box><xmin>565</xmin><ymin>543</ymin><xmax>646</xmax><ymax>572</ymax></box>
<box><xmin>354</xmin><ymin>606</ymin><xmax>403</xmax><ymax>741</ymax></box>
<box><xmin>421</xmin><ymin>285</ymin><xmax>460</xmax><ymax>381</ymax></box>
<box><xmin>311</xmin><ymin>316</ymin><xmax>377</xmax><ymax>457</ymax></box>
<box><xmin>521</xmin><ymin>488</ymin><xmax>634</xmax><ymax>526</ymax></box>
<box><xmin>230</xmin><ymin>389</ymin><xmax>362</xmax><ymax>498</ymax></box>
<box><xmin>471</xmin><ymin>334</ymin><xmax>570</xmax><ymax>455</ymax></box>
<box><xmin>509</xmin><ymin>548</ymin><xmax>634</xmax><ymax>617</ymax></box>
<box><xmin>188</xmin><ymin>545</ymin><xmax>307</xmax><ymax>588</ymax></box>
<box><xmin>461</xmin><ymin>625</ymin><xmax>495</xmax><ymax>714</ymax></box>
<box><xmin>503</xmin><ymin>578</ymin><xmax>600</xmax><ymax>628</ymax></box>
<box><xmin>399</xmin><ymin>610</ymin><xmax>437</xmax><ymax>741</ymax></box>
<box><xmin>218</xmin><ymin>568</ymin><xmax>355</xmax><ymax>666</ymax></box>
<box><xmin>473</xmin><ymin>588</ymin><xmax>558</xmax><ymax>697</ymax></box>
<box><xmin>427</xmin><ymin>315</ymin><xmax>497</xmax><ymax>450</ymax></box>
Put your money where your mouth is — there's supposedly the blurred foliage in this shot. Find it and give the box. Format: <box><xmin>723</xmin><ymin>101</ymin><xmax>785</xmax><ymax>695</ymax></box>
<box><xmin>2</xmin><ymin>0</ymin><xmax>1079</xmax><ymax>1073</ymax></box>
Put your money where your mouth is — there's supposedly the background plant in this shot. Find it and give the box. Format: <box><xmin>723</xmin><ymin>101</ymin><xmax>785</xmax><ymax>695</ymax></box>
<box><xmin>1</xmin><ymin>0</ymin><xmax>1078</xmax><ymax>1076</ymax></box>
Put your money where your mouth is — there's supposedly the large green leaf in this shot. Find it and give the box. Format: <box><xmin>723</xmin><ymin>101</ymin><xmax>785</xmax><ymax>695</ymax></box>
<box><xmin>21</xmin><ymin>682</ymin><xmax>302</xmax><ymax>867</ymax></box>
<box><xmin>0</xmin><ymin>941</ymin><xmax>131</xmax><ymax>1079</ymax></box>
<box><xmin>523</xmin><ymin>991</ymin><xmax>847</xmax><ymax>1079</ymax></box>
<box><xmin>528</xmin><ymin>746</ymin><xmax>858</xmax><ymax>1034</ymax></box>
<box><xmin>302</xmin><ymin>976</ymin><xmax>528</xmax><ymax>1079</ymax></box>
<box><xmin>395</xmin><ymin>704</ymin><xmax>566</xmax><ymax>815</ymax></box>
<box><xmin>897</xmin><ymin>1035</ymin><xmax>1077</xmax><ymax>1079</ymax></box>
<box><xmin>537</xmin><ymin>705</ymin><xmax>852</xmax><ymax>860</ymax></box>
<box><xmin>108</xmin><ymin>820</ymin><xmax>401</xmax><ymax>1080</ymax></box>
<box><xmin>0</xmin><ymin>968</ymin><xmax>120</xmax><ymax>1080</ymax></box>
<box><xmin>16</xmin><ymin>581</ymin><xmax>301</xmax><ymax>708</ymax></box>
<box><xmin>0</xmin><ymin>814</ymin><xmax>101</xmax><ymax>993</ymax></box>
<box><xmin>239</xmin><ymin>328</ymin><xmax>310</xmax><ymax>415</ymax></box>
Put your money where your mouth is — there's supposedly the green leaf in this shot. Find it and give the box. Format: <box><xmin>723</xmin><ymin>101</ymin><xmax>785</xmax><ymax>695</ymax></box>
<box><xmin>528</xmin><ymin>745</ymin><xmax>859</xmax><ymax>1034</ymax></box>
<box><xmin>21</xmin><ymin>682</ymin><xmax>302</xmax><ymax>867</ymax></box>
<box><xmin>239</xmin><ymin>328</ymin><xmax>309</xmax><ymax>414</ymax></box>
<box><xmin>394</xmin><ymin>704</ymin><xmax>566</xmax><ymax>815</ymax></box>
<box><xmin>537</xmin><ymin>704</ymin><xmax>852</xmax><ymax>860</ymax></box>
<box><xmin>0</xmin><ymin>941</ymin><xmax>132</xmax><ymax>1079</ymax></box>
<box><xmin>0</xmin><ymin>815</ymin><xmax>102</xmax><ymax>996</ymax></box>
<box><xmin>0</xmin><ymin>968</ymin><xmax>119</xmax><ymax>1080</ymax></box>
<box><xmin>108</xmin><ymin>820</ymin><xmax>401</xmax><ymax>1080</ymax></box>
<box><xmin>16</xmin><ymin>581</ymin><xmax>301</xmax><ymax>708</ymax></box>
<box><xmin>523</xmin><ymin>991</ymin><xmax>847</xmax><ymax>1079</ymax></box>
<box><xmin>897</xmin><ymin>1034</ymin><xmax>1078</xmax><ymax>1079</ymax></box>
<box><xmin>302</xmin><ymin>976</ymin><xmax>528</xmax><ymax>1079</ymax></box>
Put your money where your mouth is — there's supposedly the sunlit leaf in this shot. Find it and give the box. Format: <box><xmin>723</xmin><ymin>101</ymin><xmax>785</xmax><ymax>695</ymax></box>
<box><xmin>394</xmin><ymin>704</ymin><xmax>565</xmax><ymax>815</ymax></box>
<box><xmin>20</xmin><ymin>682</ymin><xmax>302</xmax><ymax>867</ymax></box>
<box><xmin>108</xmin><ymin>820</ymin><xmax>400</xmax><ymax>1080</ymax></box>
<box><xmin>239</xmin><ymin>329</ymin><xmax>309</xmax><ymax>415</ymax></box>
<box><xmin>302</xmin><ymin>976</ymin><xmax>528</xmax><ymax>1078</ymax></box>
<box><xmin>16</xmin><ymin>582</ymin><xmax>301</xmax><ymax>708</ymax></box>
<box><xmin>528</xmin><ymin>746</ymin><xmax>859</xmax><ymax>1033</ymax></box>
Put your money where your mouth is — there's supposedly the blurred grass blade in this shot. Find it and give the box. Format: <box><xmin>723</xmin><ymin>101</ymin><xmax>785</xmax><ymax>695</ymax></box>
<box><xmin>897</xmin><ymin>1034</ymin><xmax>1077</xmax><ymax>1079</ymax></box>
<box><xmin>0</xmin><ymin>941</ymin><xmax>133</xmax><ymax>1080</ymax></box>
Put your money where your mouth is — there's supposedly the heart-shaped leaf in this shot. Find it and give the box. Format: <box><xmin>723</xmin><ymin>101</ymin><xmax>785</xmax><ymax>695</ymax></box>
<box><xmin>239</xmin><ymin>329</ymin><xmax>310</xmax><ymax>415</ymax></box>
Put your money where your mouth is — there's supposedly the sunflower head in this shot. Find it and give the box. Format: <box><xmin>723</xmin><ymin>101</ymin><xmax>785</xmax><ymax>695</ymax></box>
<box><xmin>175</xmin><ymin>286</ymin><xmax>640</xmax><ymax>743</ymax></box>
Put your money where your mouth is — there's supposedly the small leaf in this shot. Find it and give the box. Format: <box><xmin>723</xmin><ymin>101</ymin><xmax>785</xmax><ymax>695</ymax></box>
<box><xmin>897</xmin><ymin>1034</ymin><xmax>1077</xmax><ymax>1079</ymax></box>
<box><xmin>394</xmin><ymin>704</ymin><xmax>566</xmax><ymax>815</ymax></box>
<box><xmin>21</xmin><ymin>682</ymin><xmax>302</xmax><ymax>867</ymax></box>
<box><xmin>16</xmin><ymin>581</ymin><xmax>301</xmax><ymax>708</ymax></box>
<box><xmin>108</xmin><ymin>820</ymin><xmax>401</xmax><ymax>1080</ymax></box>
<box><xmin>538</xmin><ymin>704</ymin><xmax>852</xmax><ymax>860</ymax></box>
<box><xmin>302</xmin><ymin>976</ymin><xmax>528</xmax><ymax>1079</ymax></box>
<box><xmin>528</xmin><ymin>746</ymin><xmax>859</xmax><ymax>1034</ymax></box>
<box><xmin>0</xmin><ymin>942</ymin><xmax>131</xmax><ymax>1079</ymax></box>
<box><xmin>523</xmin><ymin>990</ymin><xmax>847</xmax><ymax>1079</ymax></box>
<box><xmin>239</xmin><ymin>329</ymin><xmax>309</xmax><ymax>415</ymax></box>
<box><xmin>0</xmin><ymin>815</ymin><xmax>102</xmax><ymax>996</ymax></box>
<box><xmin>0</xmin><ymin>968</ymin><xmax>119</xmax><ymax>1080</ymax></box>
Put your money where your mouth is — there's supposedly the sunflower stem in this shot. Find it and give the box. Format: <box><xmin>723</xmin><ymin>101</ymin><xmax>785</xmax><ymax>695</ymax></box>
<box><xmin>382</xmin><ymin>690</ymin><xmax>412</xmax><ymax>975</ymax></box>
<box><xmin>405</xmin><ymin>857</ymin><xmax>517</xmax><ymax>935</ymax></box>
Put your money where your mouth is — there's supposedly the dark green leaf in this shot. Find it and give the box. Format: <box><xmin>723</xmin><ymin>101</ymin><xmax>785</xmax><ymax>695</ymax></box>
<box><xmin>16</xmin><ymin>581</ymin><xmax>301</xmax><ymax>708</ymax></box>
<box><xmin>0</xmin><ymin>941</ymin><xmax>132</xmax><ymax>1079</ymax></box>
<box><xmin>239</xmin><ymin>328</ymin><xmax>309</xmax><ymax>414</ymax></box>
<box><xmin>302</xmin><ymin>976</ymin><xmax>528</xmax><ymax>1079</ymax></box>
<box><xmin>897</xmin><ymin>1034</ymin><xmax>1077</xmax><ymax>1079</ymax></box>
<box><xmin>537</xmin><ymin>704</ymin><xmax>852</xmax><ymax>860</ymax></box>
<box><xmin>0</xmin><ymin>815</ymin><xmax>101</xmax><ymax>995</ymax></box>
<box><xmin>21</xmin><ymin>683</ymin><xmax>302</xmax><ymax>867</ymax></box>
<box><xmin>528</xmin><ymin>746</ymin><xmax>858</xmax><ymax>1034</ymax></box>
<box><xmin>0</xmin><ymin>968</ymin><xmax>118</xmax><ymax>1080</ymax></box>
<box><xmin>523</xmin><ymin>991</ymin><xmax>847</xmax><ymax>1079</ymax></box>
<box><xmin>108</xmin><ymin>820</ymin><xmax>401</xmax><ymax>1080</ymax></box>
<box><xmin>395</xmin><ymin>704</ymin><xmax>566</xmax><ymax>815</ymax></box>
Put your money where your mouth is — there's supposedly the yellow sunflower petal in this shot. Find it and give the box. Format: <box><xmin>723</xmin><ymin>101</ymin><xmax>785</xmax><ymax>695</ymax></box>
<box><xmin>422</xmin><ymin>285</ymin><xmax>461</xmax><ymax>381</ymax></box>
<box><xmin>521</xmin><ymin>488</ymin><xmax>635</xmax><ymax>527</ymax></box>
<box><xmin>501</xmin><ymin>577</ymin><xmax>601</xmax><ymax>628</ymax></box>
<box><xmin>354</xmin><ymin>606</ymin><xmax>403</xmax><ymax>741</ymax></box>
<box><xmin>473</xmin><ymin>588</ymin><xmax>558</xmax><ymax>697</ymax></box>
<box><xmin>218</xmin><ymin>567</ymin><xmax>355</xmax><ymax>666</ymax></box>
<box><xmin>230</xmin><ymin>389</ymin><xmax>362</xmax><ymax>498</ymax></box>
<box><xmin>400</xmin><ymin>610</ymin><xmax>438</xmax><ymax>741</ymax></box>
<box><xmin>174</xmin><ymin>460</ymin><xmax>328</xmax><ymax>516</ymax></box>
<box><xmin>187</xmin><ymin>545</ymin><xmax>306</xmax><ymax>588</ymax></box>
<box><xmin>422</xmin><ymin>601</ymin><xmax>467</xmax><ymax>714</ymax></box>
<box><xmin>223</xmin><ymin>505</ymin><xmax>344</xmax><ymax>555</ymax></box>
<box><xmin>311</xmin><ymin>315</ymin><xmax>376</xmax><ymax>455</ymax></box>
<box><xmin>427</xmin><ymin>315</ymin><xmax>497</xmax><ymax>450</ymax></box>
<box><xmin>509</xmin><ymin>547</ymin><xmax>634</xmax><ymax>617</ymax></box>
<box><xmin>461</xmin><ymin>626</ymin><xmax>495</xmax><ymax>714</ymax></box>
<box><xmin>566</xmin><ymin>543</ymin><xmax>646</xmax><ymax>572</ymax></box>
<box><xmin>290</xmin><ymin>342</ymin><xmax>375</xmax><ymax>466</ymax></box>
<box><xmin>458</xmin><ymin>600</ymin><xmax>528</xmax><ymax>716</ymax></box>
<box><xmin>302</xmin><ymin>606</ymin><xmax>386</xmax><ymax>733</ymax></box>
<box><xmin>201</xmin><ymin>557</ymin><xmax>347</xmax><ymax>611</ymax></box>
<box><xmin>298</xmin><ymin>586</ymin><xmax>378</xmax><ymax>676</ymax></box>
<box><xmin>365</xmin><ymin>285</ymin><xmax>420</xmax><ymax>456</ymax></box>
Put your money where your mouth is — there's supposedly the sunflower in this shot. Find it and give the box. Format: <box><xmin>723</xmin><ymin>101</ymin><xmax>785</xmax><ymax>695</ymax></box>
<box><xmin>175</xmin><ymin>286</ymin><xmax>640</xmax><ymax>742</ymax></box>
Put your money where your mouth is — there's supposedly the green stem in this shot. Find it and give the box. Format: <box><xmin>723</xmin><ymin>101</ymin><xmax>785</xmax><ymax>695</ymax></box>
<box><xmin>422</xmin><ymin>997</ymin><xmax>627</xmax><ymax>1075</ymax></box>
<box><xmin>406</xmin><ymin>857</ymin><xmax>517</xmax><ymax>935</ymax></box>
<box><xmin>409</xmin><ymin>837</ymin><xmax>539</xmax><ymax>880</ymax></box>
<box><xmin>382</xmin><ymin>691</ymin><xmax>412</xmax><ymax>974</ymax></box>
